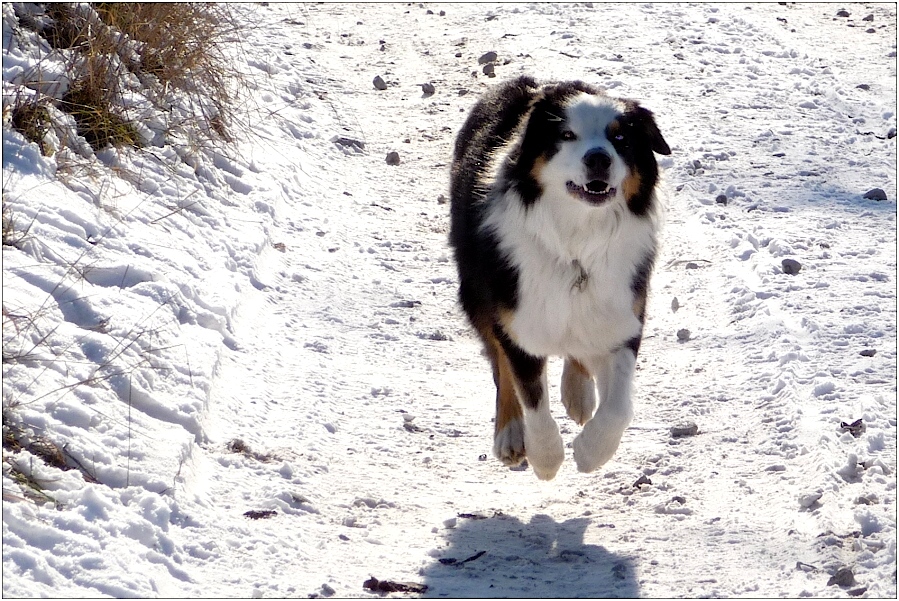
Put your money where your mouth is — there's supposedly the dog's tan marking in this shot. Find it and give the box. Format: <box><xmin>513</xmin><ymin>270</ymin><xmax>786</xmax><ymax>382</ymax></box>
<box><xmin>607</xmin><ymin>118</ymin><xmax>622</xmax><ymax>139</ymax></box>
<box><xmin>632</xmin><ymin>288</ymin><xmax>647</xmax><ymax>321</ymax></box>
<box><xmin>623</xmin><ymin>168</ymin><xmax>642</xmax><ymax>201</ymax></box>
<box><xmin>498</xmin><ymin>306</ymin><xmax>528</xmax><ymax>347</ymax></box>
<box><xmin>494</xmin><ymin>352</ymin><xmax>523</xmax><ymax>442</ymax></box>
<box><xmin>530</xmin><ymin>156</ymin><xmax>547</xmax><ymax>181</ymax></box>
<box><xmin>568</xmin><ymin>358</ymin><xmax>590</xmax><ymax>377</ymax></box>
<box><xmin>561</xmin><ymin>358</ymin><xmax>596</xmax><ymax>425</ymax></box>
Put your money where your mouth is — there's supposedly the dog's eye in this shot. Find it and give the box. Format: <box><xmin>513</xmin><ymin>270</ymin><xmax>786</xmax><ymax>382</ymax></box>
<box><xmin>561</xmin><ymin>130</ymin><xmax>577</xmax><ymax>141</ymax></box>
<box><xmin>613</xmin><ymin>133</ymin><xmax>626</xmax><ymax>142</ymax></box>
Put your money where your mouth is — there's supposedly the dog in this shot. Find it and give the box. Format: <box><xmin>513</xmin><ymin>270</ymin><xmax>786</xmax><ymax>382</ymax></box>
<box><xmin>449</xmin><ymin>76</ymin><xmax>670</xmax><ymax>480</ymax></box>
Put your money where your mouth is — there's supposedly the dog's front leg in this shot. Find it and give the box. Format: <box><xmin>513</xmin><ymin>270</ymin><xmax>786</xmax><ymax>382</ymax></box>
<box><xmin>498</xmin><ymin>338</ymin><xmax>564</xmax><ymax>480</ymax></box>
<box><xmin>519</xmin><ymin>368</ymin><xmax>565</xmax><ymax>480</ymax></box>
<box><xmin>572</xmin><ymin>347</ymin><xmax>636</xmax><ymax>473</ymax></box>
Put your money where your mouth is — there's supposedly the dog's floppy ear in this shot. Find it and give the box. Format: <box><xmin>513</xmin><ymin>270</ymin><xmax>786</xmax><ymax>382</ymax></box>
<box><xmin>634</xmin><ymin>105</ymin><xmax>671</xmax><ymax>156</ymax></box>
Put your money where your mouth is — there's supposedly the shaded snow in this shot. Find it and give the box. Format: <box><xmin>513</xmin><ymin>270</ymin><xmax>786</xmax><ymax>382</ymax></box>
<box><xmin>3</xmin><ymin>3</ymin><xmax>896</xmax><ymax>598</ymax></box>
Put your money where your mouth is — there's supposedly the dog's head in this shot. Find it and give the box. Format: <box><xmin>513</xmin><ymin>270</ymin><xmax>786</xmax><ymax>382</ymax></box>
<box><xmin>508</xmin><ymin>81</ymin><xmax>670</xmax><ymax>216</ymax></box>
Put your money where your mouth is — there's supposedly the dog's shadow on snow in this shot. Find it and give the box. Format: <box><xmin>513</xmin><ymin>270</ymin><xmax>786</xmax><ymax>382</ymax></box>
<box><xmin>421</xmin><ymin>513</ymin><xmax>638</xmax><ymax>598</ymax></box>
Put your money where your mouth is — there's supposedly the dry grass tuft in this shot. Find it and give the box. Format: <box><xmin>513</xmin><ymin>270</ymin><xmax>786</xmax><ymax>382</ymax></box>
<box><xmin>60</xmin><ymin>81</ymin><xmax>140</xmax><ymax>150</ymax></box>
<box><xmin>10</xmin><ymin>2</ymin><xmax>242</xmax><ymax>151</ymax></box>
<box><xmin>95</xmin><ymin>3</ymin><xmax>239</xmax><ymax>136</ymax></box>
<box><xmin>9</xmin><ymin>98</ymin><xmax>54</xmax><ymax>155</ymax></box>
<box><xmin>1</xmin><ymin>202</ymin><xmax>35</xmax><ymax>249</ymax></box>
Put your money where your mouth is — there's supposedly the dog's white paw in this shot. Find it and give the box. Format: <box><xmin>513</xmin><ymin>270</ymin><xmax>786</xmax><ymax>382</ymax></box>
<box><xmin>523</xmin><ymin>412</ymin><xmax>565</xmax><ymax>480</ymax></box>
<box><xmin>561</xmin><ymin>367</ymin><xmax>597</xmax><ymax>426</ymax></box>
<box><xmin>493</xmin><ymin>418</ymin><xmax>526</xmax><ymax>467</ymax></box>
<box><xmin>572</xmin><ymin>414</ymin><xmax>628</xmax><ymax>473</ymax></box>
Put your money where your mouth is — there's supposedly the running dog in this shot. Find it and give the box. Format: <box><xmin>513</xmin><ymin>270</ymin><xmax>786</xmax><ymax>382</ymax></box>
<box><xmin>449</xmin><ymin>76</ymin><xmax>670</xmax><ymax>480</ymax></box>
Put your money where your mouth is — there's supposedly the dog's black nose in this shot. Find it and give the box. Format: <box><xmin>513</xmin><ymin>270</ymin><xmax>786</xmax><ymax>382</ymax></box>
<box><xmin>583</xmin><ymin>148</ymin><xmax>612</xmax><ymax>174</ymax></box>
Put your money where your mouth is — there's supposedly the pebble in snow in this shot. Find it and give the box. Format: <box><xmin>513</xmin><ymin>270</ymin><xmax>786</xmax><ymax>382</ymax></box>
<box><xmin>633</xmin><ymin>475</ymin><xmax>652</xmax><ymax>488</ymax></box>
<box><xmin>483</xmin><ymin>63</ymin><xmax>495</xmax><ymax>77</ymax></box>
<box><xmin>676</xmin><ymin>328</ymin><xmax>691</xmax><ymax>341</ymax></box>
<box><xmin>421</xmin><ymin>82</ymin><xmax>436</xmax><ymax>95</ymax></box>
<box><xmin>373</xmin><ymin>75</ymin><xmax>388</xmax><ymax>90</ymax></box>
<box><xmin>386</xmin><ymin>151</ymin><xmax>400</xmax><ymax>165</ymax></box>
<box><xmin>671</xmin><ymin>297</ymin><xmax>680</xmax><ymax>312</ymax></box>
<box><xmin>670</xmin><ymin>422</ymin><xmax>699</xmax><ymax>437</ymax></box>
<box><xmin>478</xmin><ymin>50</ymin><xmax>498</xmax><ymax>64</ymax></box>
<box><xmin>863</xmin><ymin>188</ymin><xmax>887</xmax><ymax>200</ymax></box>
<box><xmin>827</xmin><ymin>567</ymin><xmax>856</xmax><ymax>587</ymax></box>
<box><xmin>715</xmin><ymin>194</ymin><xmax>728</xmax><ymax>205</ymax></box>
<box><xmin>836</xmin><ymin>9</ymin><xmax>851</xmax><ymax>18</ymax></box>
<box><xmin>782</xmin><ymin>258</ymin><xmax>802</xmax><ymax>275</ymax></box>
<box><xmin>321</xmin><ymin>584</ymin><xmax>336</xmax><ymax>597</ymax></box>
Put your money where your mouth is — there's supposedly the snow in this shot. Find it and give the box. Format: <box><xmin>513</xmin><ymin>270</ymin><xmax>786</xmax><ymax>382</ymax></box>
<box><xmin>2</xmin><ymin>2</ymin><xmax>896</xmax><ymax>598</ymax></box>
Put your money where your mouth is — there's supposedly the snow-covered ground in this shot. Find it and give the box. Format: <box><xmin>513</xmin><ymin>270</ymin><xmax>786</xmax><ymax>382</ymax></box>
<box><xmin>3</xmin><ymin>3</ymin><xmax>896</xmax><ymax>598</ymax></box>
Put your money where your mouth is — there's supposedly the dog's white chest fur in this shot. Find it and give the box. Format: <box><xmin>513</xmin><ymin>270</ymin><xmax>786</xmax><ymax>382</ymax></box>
<box><xmin>485</xmin><ymin>191</ymin><xmax>654</xmax><ymax>358</ymax></box>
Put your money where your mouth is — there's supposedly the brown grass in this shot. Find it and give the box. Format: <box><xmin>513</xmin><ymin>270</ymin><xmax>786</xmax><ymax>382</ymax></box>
<box><xmin>9</xmin><ymin>98</ymin><xmax>54</xmax><ymax>155</ymax></box>
<box><xmin>94</xmin><ymin>3</ymin><xmax>241</xmax><ymax>142</ymax></box>
<box><xmin>1</xmin><ymin>201</ymin><xmax>36</xmax><ymax>249</ymax></box>
<box><xmin>10</xmin><ymin>3</ymin><xmax>242</xmax><ymax>151</ymax></box>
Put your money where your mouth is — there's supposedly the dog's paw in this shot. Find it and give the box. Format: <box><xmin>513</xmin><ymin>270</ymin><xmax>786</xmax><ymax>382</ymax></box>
<box><xmin>561</xmin><ymin>372</ymin><xmax>597</xmax><ymax>426</ymax></box>
<box><xmin>572</xmin><ymin>417</ymin><xmax>627</xmax><ymax>473</ymax></box>
<box><xmin>527</xmin><ymin>436</ymin><xmax>565</xmax><ymax>480</ymax></box>
<box><xmin>493</xmin><ymin>418</ymin><xmax>526</xmax><ymax>467</ymax></box>
<box><xmin>523</xmin><ymin>413</ymin><xmax>565</xmax><ymax>481</ymax></box>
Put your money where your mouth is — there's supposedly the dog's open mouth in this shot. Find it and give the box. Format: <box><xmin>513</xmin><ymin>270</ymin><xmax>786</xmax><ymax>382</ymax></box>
<box><xmin>566</xmin><ymin>180</ymin><xmax>615</xmax><ymax>205</ymax></box>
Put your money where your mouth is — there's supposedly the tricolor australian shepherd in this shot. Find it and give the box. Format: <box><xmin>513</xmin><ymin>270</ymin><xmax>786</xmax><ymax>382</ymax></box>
<box><xmin>449</xmin><ymin>76</ymin><xmax>670</xmax><ymax>480</ymax></box>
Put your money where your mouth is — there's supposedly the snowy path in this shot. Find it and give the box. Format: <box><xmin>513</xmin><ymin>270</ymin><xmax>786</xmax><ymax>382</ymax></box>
<box><xmin>175</xmin><ymin>4</ymin><xmax>896</xmax><ymax>597</ymax></box>
<box><xmin>3</xmin><ymin>3</ymin><xmax>895</xmax><ymax>598</ymax></box>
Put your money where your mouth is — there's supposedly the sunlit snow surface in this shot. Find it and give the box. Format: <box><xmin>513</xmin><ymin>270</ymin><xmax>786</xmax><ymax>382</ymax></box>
<box><xmin>3</xmin><ymin>3</ymin><xmax>896</xmax><ymax>598</ymax></box>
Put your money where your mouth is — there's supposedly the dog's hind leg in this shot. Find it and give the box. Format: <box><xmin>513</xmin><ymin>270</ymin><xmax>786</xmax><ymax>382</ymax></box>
<box><xmin>492</xmin><ymin>354</ymin><xmax>527</xmax><ymax>468</ymax></box>
<box><xmin>561</xmin><ymin>358</ymin><xmax>597</xmax><ymax>425</ymax></box>
<box><xmin>572</xmin><ymin>347</ymin><xmax>636</xmax><ymax>473</ymax></box>
<box><xmin>485</xmin><ymin>332</ymin><xmax>526</xmax><ymax>467</ymax></box>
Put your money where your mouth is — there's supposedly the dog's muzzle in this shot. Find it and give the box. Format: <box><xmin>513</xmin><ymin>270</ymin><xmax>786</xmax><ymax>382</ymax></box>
<box><xmin>566</xmin><ymin>147</ymin><xmax>615</xmax><ymax>205</ymax></box>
